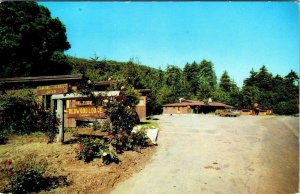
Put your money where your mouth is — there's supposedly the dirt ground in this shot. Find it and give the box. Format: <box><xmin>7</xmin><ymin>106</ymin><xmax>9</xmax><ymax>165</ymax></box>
<box><xmin>112</xmin><ymin>115</ymin><xmax>299</xmax><ymax>194</ymax></box>
<box><xmin>0</xmin><ymin>129</ymin><xmax>157</xmax><ymax>194</ymax></box>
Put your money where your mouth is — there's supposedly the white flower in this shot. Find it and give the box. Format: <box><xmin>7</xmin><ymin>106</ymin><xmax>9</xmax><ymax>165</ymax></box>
<box><xmin>103</xmin><ymin>152</ymin><xmax>107</xmax><ymax>156</ymax></box>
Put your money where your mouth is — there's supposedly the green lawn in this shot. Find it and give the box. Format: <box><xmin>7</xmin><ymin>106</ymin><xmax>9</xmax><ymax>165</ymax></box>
<box><xmin>138</xmin><ymin>119</ymin><xmax>159</xmax><ymax>129</ymax></box>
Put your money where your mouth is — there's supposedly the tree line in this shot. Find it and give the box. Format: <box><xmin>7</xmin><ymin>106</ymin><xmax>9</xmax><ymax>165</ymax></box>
<box><xmin>68</xmin><ymin>57</ymin><xmax>299</xmax><ymax>115</ymax></box>
<box><xmin>0</xmin><ymin>1</ymin><xmax>298</xmax><ymax>115</ymax></box>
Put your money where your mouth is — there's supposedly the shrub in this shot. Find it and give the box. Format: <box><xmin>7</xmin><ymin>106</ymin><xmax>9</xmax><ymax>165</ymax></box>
<box><xmin>109</xmin><ymin>133</ymin><xmax>131</xmax><ymax>153</ymax></box>
<box><xmin>92</xmin><ymin>120</ymin><xmax>101</xmax><ymax>131</ymax></box>
<box><xmin>273</xmin><ymin>100</ymin><xmax>299</xmax><ymax>115</ymax></box>
<box><xmin>36</xmin><ymin>109</ymin><xmax>59</xmax><ymax>143</ymax></box>
<box><xmin>0</xmin><ymin>134</ymin><xmax>8</xmax><ymax>145</ymax></box>
<box><xmin>0</xmin><ymin>90</ymin><xmax>59</xmax><ymax>142</ymax></box>
<box><xmin>0</xmin><ymin>159</ymin><xmax>47</xmax><ymax>194</ymax></box>
<box><xmin>10</xmin><ymin>166</ymin><xmax>45</xmax><ymax>194</ymax></box>
<box><xmin>76</xmin><ymin>138</ymin><xmax>119</xmax><ymax>164</ymax></box>
<box><xmin>130</xmin><ymin>129</ymin><xmax>150</xmax><ymax>148</ymax></box>
<box><xmin>103</xmin><ymin>86</ymin><xmax>140</xmax><ymax>135</ymax></box>
<box><xmin>109</xmin><ymin>130</ymin><xmax>150</xmax><ymax>152</ymax></box>
<box><xmin>0</xmin><ymin>90</ymin><xmax>38</xmax><ymax>134</ymax></box>
<box><xmin>99</xmin><ymin>119</ymin><xmax>111</xmax><ymax>132</ymax></box>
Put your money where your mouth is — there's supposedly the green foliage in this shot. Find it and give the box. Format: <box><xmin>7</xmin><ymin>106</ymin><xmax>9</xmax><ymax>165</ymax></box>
<box><xmin>182</xmin><ymin>60</ymin><xmax>217</xmax><ymax>100</ymax></box>
<box><xmin>0</xmin><ymin>90</ymin><xmax>39</xmax><ymax>134</ymax></box>
<box><xmin>273</xmin><ymin>100</ymin><xmax>299</xmax><ymax>115</ymax></box>
<box><xmin>220</xmin><ymin>71</ymin><xmax>233</xmax><ymax>92</ymax></box>
<box><xmin>104</xmin><ymin>86</ymin><xmax>140</xmax><ymax>135</ymax></box>
<box><xmin>241</xmin><ymin>66</ymin><xmax>299</xmax><ymax>114</ymax></box>
<box><xmin>0</xmin><ymin>90</ymin><xmax>59</xmax><ymax>142</ymax></box>
<box><xmin>92</xmin><ymin>120</ymin><xmax>101</xmax><ymax>131</ymax></box>
<box><xmin>131</xmin><ymin>129</ymin><xmax>150</xmax><ymax>148</ymax></box>
<box><xmin>211</xmin><ymin>88</ymin><xmax>231</xmax><ymax>105</ymax></box>
<box><xmin>109</xmin><ymin>130</ymin><xmax>150</xmax><ymax>153</ymax></box>
<box><xmin>0</xmin><ymin>1</ymin><xmax>71</xmax><ymax>77</ymax></box>
<box><xmin>198</xmin><ymin>60</ymin><xmax>217</xmax><ymax>91</ymax></box>
<box><xmin>70</xmin><ymin>56</ymin><xmax>298</xmax><ymax>115</ymax></box>
<box><xmin>0</xmin><ymin>159</ymin><xmax>47</xmax><ymax>194</ymax></box>
<box><xmin>0</xmin><ymin>134</ymin><xmax>7</xmax><ymax>145</ymax></box>
<box><xmin>162</xmin><ymin>65</ymin><xmax>186</xmax><ymax>104</ymax></box>
<box><xmin>75</xmin><ymin>138</ymin><xmax>119</xmax><ymax>164</ymax></box>
<box><xmin>109</xmin><ymin>134</ymin><xmax>132</xmax><ymax>153</ymax></box>
<box><xmin>10</xmin><ymin>166</ymin><xmax>45</xmax><ymax>194</ymax></box>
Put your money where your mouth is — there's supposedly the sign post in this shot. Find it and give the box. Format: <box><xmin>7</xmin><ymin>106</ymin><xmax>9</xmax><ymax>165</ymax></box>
<box><xmin>56</xmin><ymin>99</ymin><xmax>64</xmax><ymax>143</ymax></box>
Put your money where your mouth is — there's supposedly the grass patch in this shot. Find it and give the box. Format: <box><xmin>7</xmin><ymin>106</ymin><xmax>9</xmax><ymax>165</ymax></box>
<box><xmin>138</xmin><ymin>119</ymin><xmax>159</xmax><ymax>129</ymax></box>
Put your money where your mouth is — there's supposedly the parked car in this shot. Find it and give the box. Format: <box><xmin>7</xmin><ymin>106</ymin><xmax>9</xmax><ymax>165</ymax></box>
<box><xmin>218</xmin><ymin>109</ymin><xmax>241</xmax><ymax>117</ymax></box>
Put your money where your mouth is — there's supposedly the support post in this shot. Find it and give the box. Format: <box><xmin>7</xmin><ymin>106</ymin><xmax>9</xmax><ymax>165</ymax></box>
<box><xmin>56</xmin><ymin>99</ymin><xmax>64</xmax><ymax>143</ymax></box>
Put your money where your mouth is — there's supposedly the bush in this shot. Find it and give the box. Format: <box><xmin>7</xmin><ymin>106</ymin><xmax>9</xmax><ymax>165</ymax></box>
<box><xmin>0</xmin><ymin>90</ymin><xmax>59</xmax><ymax>142</ymax></box>
<box><xmin>109</xmin><ymin>130</ymin><xmax>150</xmax><ymax>153</ymax></box>
<box><xmin>131</xmin><ymin>129</ymin><xmax>150</xmax><ymax>148</ymax></box>
<box><xmin>273</xmin><ymin>100</ymin><xmax>299</xmax><ymax>115</ymax></box>
<box><xmin>92</xmin><ymin>120</ymin><xmax>101</xmax><ymax>131</ymax></box>
<box><xmin>109</xmin><ymin>133</ymin><xmax>131</xmax><ymax>153</ymax></box>
<box><xmin>10</xmin><ymin>166</ymin><xmax>45</xmax><ymax>194</ymax></box>
<box><xmin>0</xmin><ymin>90</ymin><xmax>38</xmax><ymax>134</ymax></box>
<box><xmin>76</xmin><ymin>138</ymin><xmax>119</xmax><ymax>164</ymax></box>
<box><xmin>0</xmin><ymin>134</ymin><xmax>8</xmax><ymax>145</ymax></box>
<box><xmin>103</xmin><ymin>86</ymin><xmax>140</xmax><ymax>135</ymax></box>
<box><xmin>0</xmin><ymin>159</ymin><xmax>47</xmax><ymax>194</ymax></box>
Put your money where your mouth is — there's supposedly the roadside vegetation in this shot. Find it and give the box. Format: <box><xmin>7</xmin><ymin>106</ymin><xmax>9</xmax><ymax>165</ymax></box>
<box><xmin>0</xmin><ymin>85</ymin><xmax>157</xmax><ymax>193</ymax></box>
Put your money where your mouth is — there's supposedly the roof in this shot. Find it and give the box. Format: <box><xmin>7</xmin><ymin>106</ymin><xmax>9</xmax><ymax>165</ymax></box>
<box><xmin>163</xmin><ymin>100</ymin><xmax>233</xmax><ymax>108</ymax></box>
<box><xmin>0</xmin><ymin>74</ymin><xmax>83</xmax><ymax>84</ymax></box>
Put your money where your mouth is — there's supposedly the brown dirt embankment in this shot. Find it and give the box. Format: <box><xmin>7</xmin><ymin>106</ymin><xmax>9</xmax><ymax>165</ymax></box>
<box><xmin>0</xmin><ymin>132</ymin><xmax>157</xmax><ymax>194</ymax></box>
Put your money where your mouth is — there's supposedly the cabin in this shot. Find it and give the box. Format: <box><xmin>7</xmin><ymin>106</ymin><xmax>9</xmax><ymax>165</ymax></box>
<box><xmin>163</xmin><ymin>99</ymin><xmax>233</xmax><ymax>115</ymax></box>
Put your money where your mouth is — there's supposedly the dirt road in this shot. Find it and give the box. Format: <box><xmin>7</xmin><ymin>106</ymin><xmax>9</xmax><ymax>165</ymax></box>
<box><xmin>111</xmin><ymin>115</ymin><xmax>299</xmax><ymax>194</ymax></box>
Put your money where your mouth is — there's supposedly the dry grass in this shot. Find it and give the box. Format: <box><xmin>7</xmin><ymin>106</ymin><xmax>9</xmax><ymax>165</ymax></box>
<box><xmin>0</xmin><ymin>130</ymin><xmax>157</xmax><ymax>193</ymax></box>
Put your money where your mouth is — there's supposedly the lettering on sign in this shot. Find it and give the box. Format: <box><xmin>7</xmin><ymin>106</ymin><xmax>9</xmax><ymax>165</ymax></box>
<box><xmin>75</xmin><ymin>100</ymin><xmax>94</xmax><ymax>106</ymax></box>
<box><xmin>37</xmin><ymin>84</ymin><xmax>68</xmax><ymax>96</ymax></box>
<box><xmin>67</xmin><ymin>106</ymin><xmax>106</xmax><ymax>118</ymax></box>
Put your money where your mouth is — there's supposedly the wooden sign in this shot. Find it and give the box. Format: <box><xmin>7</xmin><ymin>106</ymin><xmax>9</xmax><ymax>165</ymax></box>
<box><xmin>67</xmin><ymin>106</ymin><xmax>105</xmax><ymax>118</ymax></box>
<box><xmin>37</xmin><ymin>84</ymin><xmax>68</xmax><ymax>96</ymax></box>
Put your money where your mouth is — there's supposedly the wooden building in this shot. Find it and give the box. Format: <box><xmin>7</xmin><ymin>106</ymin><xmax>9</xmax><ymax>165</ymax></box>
<box><xmin>0</xmin><ymin>75</ymin><xmax>149</xmax><ymax>127</ymax></box>
<box><xmin>163</xmin><ymin>99</ymin><xmax>233</xmax><ymax>115</ymax></box>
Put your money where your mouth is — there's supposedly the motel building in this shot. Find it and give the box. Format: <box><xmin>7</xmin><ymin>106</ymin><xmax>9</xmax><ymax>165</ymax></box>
<box><xmin>163</xmin><ymin>99</ymin><xmax>272</xmax><ymax>116</ymax></box>
<box><xmin>0</xmin><ymin>74</ymin><xmax>149</xmax><ymax>128</ymax></box>
<box><xmin>162</xmin><ymin>99</ymin><xmax>233</xmax><ymax>115</ymax></box>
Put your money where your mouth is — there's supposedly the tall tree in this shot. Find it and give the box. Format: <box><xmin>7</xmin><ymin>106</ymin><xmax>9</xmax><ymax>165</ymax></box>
<box><xmin>0</xmin><ymin>1</ymin><xmax>71</xmax><ymax>77</ymax></box>
<box><xmin>123</xmin><ymin>61</ymin><xmax>144</xmax><ymax>88</ymax></box>
<box><xmin>197</xmin><ymin>60</ymin><xmax>217</xmax><ymax>99</ymax></box>
<box><xmin>219</xmin><ymin>70</ymin><xmax>232</xmax><ymax>92</ymax></box>
<box><xmin>244</xmin><ymin>68</ymin><xmax>258</xmax><ymax>87</ymax></box>
<box><xmin>162</xmin><ymin>65</ymin><xmax>186</xmax><ymax>103</ymax></box>
<box><xmin>255</xmin><ymin>65</ymin><xmax>272</xmax><ymax>91</ymax></box>
<box><xmin>183</xmin><ymin>61</ymin><xmax>200</xmax><ymax>97</ymax></box>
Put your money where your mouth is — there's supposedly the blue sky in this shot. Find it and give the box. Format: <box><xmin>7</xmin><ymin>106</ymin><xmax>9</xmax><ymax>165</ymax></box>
<box><xmin>40</xmin><ymin>2</ymin><xmax>299</xmax><ymax>86</ymax></box>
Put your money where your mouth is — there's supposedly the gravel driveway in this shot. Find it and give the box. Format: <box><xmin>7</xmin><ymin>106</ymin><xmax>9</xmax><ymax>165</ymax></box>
<box><xmin>111</xmin><ymin>115</ymin><xmax>299</xmax><ymax>194</ymax></box>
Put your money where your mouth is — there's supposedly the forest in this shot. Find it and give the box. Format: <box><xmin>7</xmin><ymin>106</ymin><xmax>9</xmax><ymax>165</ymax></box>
<box><xmin>0</xmin><ymin>1</ymin><xmax>299</xmax><ymax>115</ymax></box>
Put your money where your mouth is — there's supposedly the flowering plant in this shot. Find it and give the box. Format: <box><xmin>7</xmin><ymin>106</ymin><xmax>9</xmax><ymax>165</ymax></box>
<box><xmin>75</xmin><ymin>138</ymin><xmax>119</xmax><ymax>164</ymax></box>
<box><xmin>0</xmin><ymin>159</ymin><xmax>46</xmax><ymax>193</ymax></box>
